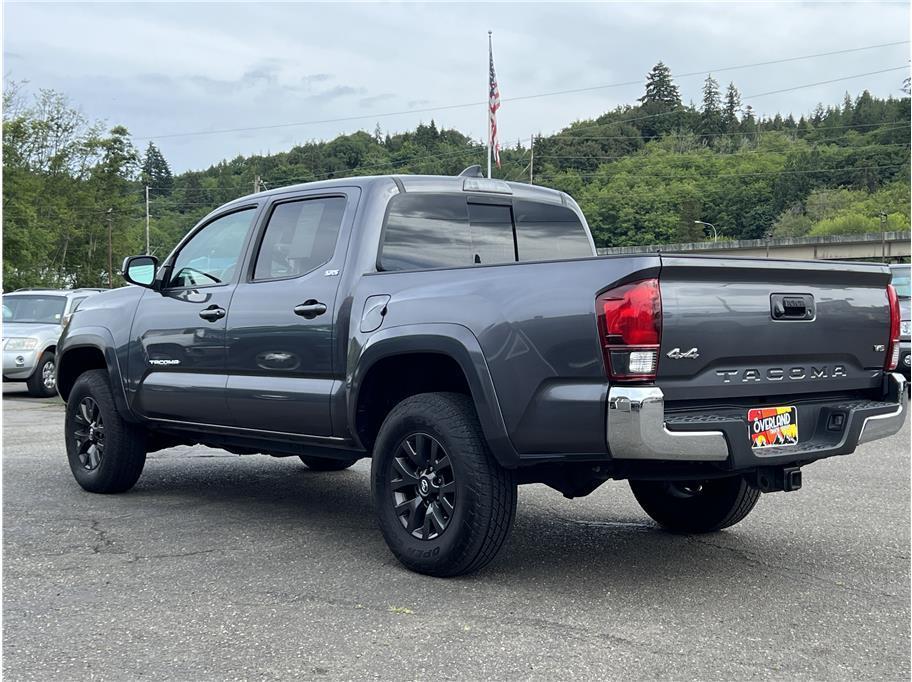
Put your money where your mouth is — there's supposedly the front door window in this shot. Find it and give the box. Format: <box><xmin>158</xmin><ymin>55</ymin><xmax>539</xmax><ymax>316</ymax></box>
<box><xmin>168</xmin><ymin>208</ymin><xmax>256</xmax><ymax>288</ymax></box>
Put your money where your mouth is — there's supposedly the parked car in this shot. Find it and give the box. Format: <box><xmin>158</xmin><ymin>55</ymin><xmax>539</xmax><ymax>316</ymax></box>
<box><xmin>890</xmin><ymin>263</ymin><xmax>910</xmax><ymax>379</ymax></box>
<box><xmin>2</xmin><ymin>288</ymin><xmax>104</xmax><ymax>397</ymax></box>
<box><xmin>55</xmin><ymin>174</ymin><xmax>907</xmax><ymax>576</ymax></box>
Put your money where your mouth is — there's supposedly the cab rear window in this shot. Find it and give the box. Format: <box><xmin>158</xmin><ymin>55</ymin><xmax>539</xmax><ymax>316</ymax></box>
<box><xmin>379</xmin><ymin>193</ymin><xmax>592</xmax><ymax>271</ymax></box>
<box><xmin>513</xmin><ymin>199</ymin><xmax>593</xmax><ymax>262</ymax></box>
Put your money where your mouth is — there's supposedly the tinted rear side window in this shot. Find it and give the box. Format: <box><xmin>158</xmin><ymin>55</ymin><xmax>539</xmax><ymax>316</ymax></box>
<box><xmin>468</xmin><ymin>202</ymin><xmax>516</xmax><ymax>265</ymax></box>
<box><xmin>253</xmin><ymin>196</ymin><xmax>346</xmax><ymax>280</ymax></box>
<box><xmin>380</xmin><ymin>194</ymin><xmax>471</xmax><ymax>270</ymax></box>
<box><xmin>513</xmin><ymin>199</ymin><xmax>593</xmax><ymax>262</ymax></box>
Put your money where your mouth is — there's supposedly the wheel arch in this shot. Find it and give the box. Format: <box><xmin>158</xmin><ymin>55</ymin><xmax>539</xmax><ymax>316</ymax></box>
<box><xmin>57</xmin><ymin>328</ymin><xmax>138</xmax><ymax>422</ymax></box>
<box><xmin>349</xmin><ymin>323</ymin><xmax>519</xmax><ymax>467</ymax></box>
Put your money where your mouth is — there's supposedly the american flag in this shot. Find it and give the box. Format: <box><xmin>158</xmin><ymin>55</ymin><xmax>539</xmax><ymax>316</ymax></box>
<box><xmin>488</xmin><ymin>33</ymin><xmax>501</xmax><ymax>169</ymax></box>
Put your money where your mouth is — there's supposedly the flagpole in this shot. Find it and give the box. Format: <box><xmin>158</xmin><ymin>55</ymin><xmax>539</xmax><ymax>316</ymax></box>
<box><xmin>487</xmin><ymin>30</ymin><xmax>493</xmax><ymax>179</ymax></box>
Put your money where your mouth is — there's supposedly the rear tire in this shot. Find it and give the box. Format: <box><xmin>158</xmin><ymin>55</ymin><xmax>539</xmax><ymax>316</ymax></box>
<box><xmin>371</xmin><ymin>392</ymin><xmax>517</xmax><ymax>577</ymax></box>
<box><xmin>26</xmin><ymin>352</ymin><xmax>57</xmax><ymax>398</ymax></box>
<box><xmin>65</xmin><ymin>370</ymin><xmax>146</xmax><ymax>494</ymax></box>
<box><xmin>298</xmin><ymin>455</ymin><xmax>359</xmax><ymax>471</ymax></box>
<box><xmin>630</xmin><ymin>476</ymin><xmax>760</xmax><ymax>533</ymax></box>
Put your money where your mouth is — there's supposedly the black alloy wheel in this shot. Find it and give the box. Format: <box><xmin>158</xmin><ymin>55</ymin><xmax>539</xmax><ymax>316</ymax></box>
<box><xmin>390</xmin><ymin>432</ymin><xmax>456</xmax><ymax>541</ymax></box>
<box><xmin>73</xmin><ymin>396</ymin><xmax>105</xmax><ymax>471</ymax></box>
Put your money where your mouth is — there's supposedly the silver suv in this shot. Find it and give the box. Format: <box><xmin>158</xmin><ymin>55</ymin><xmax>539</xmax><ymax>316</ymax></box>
<box><xmin>2</xmin><ymin>289</ymin><xmax>104</xmax><ymax>397</ymax></box>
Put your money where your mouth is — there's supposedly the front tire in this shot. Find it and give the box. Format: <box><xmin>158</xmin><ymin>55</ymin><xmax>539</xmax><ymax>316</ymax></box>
<box><xmin>630</xmin><ymin>476</ymin><xmax>760</xmax><ymax>533</ymax></box>
<box><xmin>299</xmin><ymin>454</ymin><xmax>359</xmax><ymax>471</ymax></box>
<box><xmin>65</xmin><ymin>370</ymin><xmax>146</xmax><ymax>494</ymax></box>
<box><xmin>371</xmin><ymin>392</ymin><xmax>517</xmax><ymax>577</ymax></box>
<box><xmin>26</xmin><ymin>351</ymin><xmax>57</xmax><ymax>398</ymax></box>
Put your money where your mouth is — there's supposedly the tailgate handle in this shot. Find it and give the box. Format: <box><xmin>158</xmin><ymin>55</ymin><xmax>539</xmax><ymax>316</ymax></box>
<box><xmin>771</xmin><ymin>293</ymin><xmax>815</xmax><ymax>321</ymax></box>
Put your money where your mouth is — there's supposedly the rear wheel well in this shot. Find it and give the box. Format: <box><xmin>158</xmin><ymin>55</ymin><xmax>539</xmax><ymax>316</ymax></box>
<box><xmin>356</xmin><ymin>353</ymin><xmax>471</xmax><ymax>452</ymax></box>
<box><xmin>57</xmin><ymin>346</ymin><xmax>107</xmax><ymax>401</ymax></box>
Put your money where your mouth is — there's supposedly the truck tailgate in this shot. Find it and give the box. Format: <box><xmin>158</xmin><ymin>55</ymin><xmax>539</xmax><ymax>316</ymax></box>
<box><xmin>657</xmin><ymin>256</ymin><xmax>892</xmax><ymax>402</ymax></box>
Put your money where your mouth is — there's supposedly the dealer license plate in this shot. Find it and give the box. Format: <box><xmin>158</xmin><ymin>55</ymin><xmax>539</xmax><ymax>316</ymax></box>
<box><xmin>748</xmin><ymin>406</ymin><xmax>798</xmax><ymax>449</ymax></box>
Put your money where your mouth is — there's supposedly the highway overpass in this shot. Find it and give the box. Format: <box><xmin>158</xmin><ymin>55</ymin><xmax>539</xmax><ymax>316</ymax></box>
<box><xmin>596</xmin><ymin>231</ymin><xmax>910</xmax><ymax>261</ymax></box>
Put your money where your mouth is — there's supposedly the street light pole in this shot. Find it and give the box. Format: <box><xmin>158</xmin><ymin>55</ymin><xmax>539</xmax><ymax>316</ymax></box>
<box><xmin>694</xmin><ymin>220</ymin><xmax>719</xmax><ymax>242</ymax></box>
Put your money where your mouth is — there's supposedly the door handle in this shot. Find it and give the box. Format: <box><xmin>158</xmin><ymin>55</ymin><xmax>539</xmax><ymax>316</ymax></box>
<box><xmin>294</xmin><ymin>300</ymin><xmax>327</xmax><ymax>319</ymax></box>
<box><xmin>198</xmin><ymin>305</ymin><xmax>226</xmax><ymax>322</ymax></box>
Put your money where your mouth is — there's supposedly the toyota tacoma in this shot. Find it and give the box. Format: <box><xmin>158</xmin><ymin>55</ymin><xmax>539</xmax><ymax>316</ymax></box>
<box><xmin>55</xmin><ymin>173</ymin><xmax>907</xmax><ymax>576</ymax></box>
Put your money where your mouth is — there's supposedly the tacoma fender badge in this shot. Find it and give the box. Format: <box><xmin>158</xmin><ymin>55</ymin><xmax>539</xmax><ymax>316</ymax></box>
<box><xmin>148</xmin><ymin>359</ymin><xmax>180</xmax><ymax>366</ymax></box>
<box><xmin>666</xmin><ymin>347</ymin><xmax>700</xmax><ymax>360</ymax></box>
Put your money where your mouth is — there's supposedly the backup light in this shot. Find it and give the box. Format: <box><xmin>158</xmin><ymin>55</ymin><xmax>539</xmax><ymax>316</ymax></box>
<box><xmin>627</xmin><ymin>351</ymin><xmax>658</xmax><ymax>375</ymax></box>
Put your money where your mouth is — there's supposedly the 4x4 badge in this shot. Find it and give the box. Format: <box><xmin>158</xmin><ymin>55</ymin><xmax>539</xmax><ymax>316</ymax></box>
<box><xmin>666</xmin><ymin>347</ymin><xmax>700</xmax><ymax>360</ymax></box>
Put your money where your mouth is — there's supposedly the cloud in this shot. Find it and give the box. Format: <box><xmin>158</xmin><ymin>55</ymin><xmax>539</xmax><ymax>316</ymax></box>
<box><xmin>4</xmin><ymin>1</ymin><xmax>907</xmax><ymax>172</ymax></box>
<box><xmin>301</xmin><ymin>73</ymin><xmax>332</xmax><ymax>86</ymax></box>
<box><xmin>359</xmin><ymin>93</ymin><xmax>397</xmax><ymax>108</ymax></box>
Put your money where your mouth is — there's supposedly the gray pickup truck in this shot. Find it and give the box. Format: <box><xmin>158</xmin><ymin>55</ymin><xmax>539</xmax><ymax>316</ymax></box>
<box><xmin>56</xmin><ymin>173</ymin><xmax>907</xmax><ymax>576</ymax></box>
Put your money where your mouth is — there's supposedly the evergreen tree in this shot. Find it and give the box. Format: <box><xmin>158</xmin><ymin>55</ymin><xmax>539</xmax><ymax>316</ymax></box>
<box><xmin>741</xmin><ymin>105</ymin><xmax>758</xmax><ymax>140</ymax></box>
<box><xmin>181</xmin><ymin>173</ymin><xmax>205</xmax><ymax>212</ymax></box>
<box><xmin>638</xmin><ymin>61</ymin><xmax>681</xmax><ymax>108</ymax></box>
<box><xmin>141</xmin><ymin>142</ymin><xmax>173</xmax><ymax>198</ymax></box>
<box><xmin>700</xmin><ymin>75</ymin><xmax>723</xmax><ymax>136</ymax></box>
<box><xmin>842</xmin><ymin>92</ymin><xmax>854</xmax><ymax>118</ymax></box>
<box><xmin>852</xmin><ymin>90</ymin><xmax>877</xmax><ymax>127</ymax></box>
<box><xmin>812</xmin><ymin>103</ymin><xmax>825</xmax><ymax>124</ymax></box>
<box><xmin>722</xmin><ymin>82</ymin><xmax>741</xmax><ymax>133</ymax></box>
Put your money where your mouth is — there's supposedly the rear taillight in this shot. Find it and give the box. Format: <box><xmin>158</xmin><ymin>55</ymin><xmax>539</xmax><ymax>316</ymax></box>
<box><xmin>885</xmin><ymin>284</ymin><xmax>900</xmax><ymax>371</ymax></box>
<box><xmin>596</xmin><ymin>278</ymin><xmax>662</xmax><ymax>382</ymax></box>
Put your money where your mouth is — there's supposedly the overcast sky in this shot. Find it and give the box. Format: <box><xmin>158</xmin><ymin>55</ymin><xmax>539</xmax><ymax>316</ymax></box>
<box><xmin>4</xmin><ymin>1</ymin><xmax>910</xmax><ymax>172</ymax></box>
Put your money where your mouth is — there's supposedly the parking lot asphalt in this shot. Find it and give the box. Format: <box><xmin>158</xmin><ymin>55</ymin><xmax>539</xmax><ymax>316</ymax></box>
<box><xmin>2</xmin><ymin>383</ymin><xmax>910</xmax><ymax>681</ymax></box>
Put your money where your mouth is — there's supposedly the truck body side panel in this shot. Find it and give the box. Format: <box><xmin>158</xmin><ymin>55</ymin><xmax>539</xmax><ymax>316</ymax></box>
<box><xmin>350</xmin><ymin>256</ymin><xmax>660</xmax><ymax>456</ymax></box>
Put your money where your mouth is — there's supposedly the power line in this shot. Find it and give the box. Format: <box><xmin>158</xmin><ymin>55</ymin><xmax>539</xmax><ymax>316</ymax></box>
<box><xmin>745</xmin><ymin>67</ymin><xmax>910</xmax><ymax>98</ymax></box>
<box><xmin>538</xmin><ymin>142</ymin><xmax>912</xmax><ymax>161</ymax></box>
<box><xmin>536</xmin><ymin>163</ymin><xmax>908</xmax><ymax>182</ymax></box>
<box><xmin>547</xmin><ymin>120</ymin><xmax>911</xmax><ymax>141</ymax></box>
<box><xmin>134</xmin><ymin>41</ymin><xmax>910</xmax><ymax>141</ymax></box>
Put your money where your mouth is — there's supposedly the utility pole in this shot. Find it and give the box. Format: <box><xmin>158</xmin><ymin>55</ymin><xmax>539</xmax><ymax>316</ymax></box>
<box><xmin>529</xmin><ymin>134</ymin><xmax>534</xmax><ymax>184</ymax></box>
<box><xmin>254</xmin><ymin>175</ymin><xmax>262</xmax><ymax>194</ymax></box>
<box><xmin>106</xmin><ymin>208</ymin><xmax>114</xmax><ymax>289</ymax></box>
<box><xmin>145</xmin><ymin>185</ymin><xmax>150</xmax><ymax>254</ymax></box>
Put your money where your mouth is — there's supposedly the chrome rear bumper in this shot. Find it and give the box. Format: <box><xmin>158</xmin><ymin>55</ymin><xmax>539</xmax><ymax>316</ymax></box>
<box><xmin>607</xmin><ymin>373</ymin><xmax>907</xmax><ymax>463</ymax></box>
<box><xmin>858</xmin><ymin>373</ymin><xmax>907</xmax><ymax>444</ymax></box>
<box><xmin>607</xmin><ymin>386</ymin><xmax>729</xmax><ymax>461</ymax></box>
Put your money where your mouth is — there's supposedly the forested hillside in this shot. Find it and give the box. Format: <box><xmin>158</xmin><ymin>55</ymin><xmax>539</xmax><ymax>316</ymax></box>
<box><xmin>3</xmin><ymin>63</ymin><xmax>909</xmax><ymax>290</ymax></box>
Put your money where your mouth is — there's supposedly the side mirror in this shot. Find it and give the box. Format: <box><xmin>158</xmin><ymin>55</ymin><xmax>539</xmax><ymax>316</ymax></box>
<box><xmin>122</xmin><ymin>255</ymin><xmax>159</xmax><ymax>288</ymax></box>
